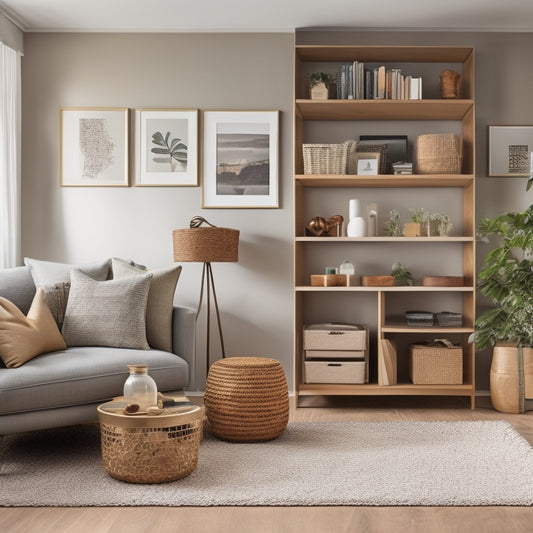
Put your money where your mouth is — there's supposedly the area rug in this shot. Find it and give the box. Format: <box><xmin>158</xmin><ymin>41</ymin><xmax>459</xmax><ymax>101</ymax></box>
<box><xmin>1</xmin><ymin>420</ymin><xmax>532</xmax><ymax>506</ymax></box>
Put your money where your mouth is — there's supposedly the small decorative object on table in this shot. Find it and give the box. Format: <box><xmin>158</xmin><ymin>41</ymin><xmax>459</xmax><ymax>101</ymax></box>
<box><xmin>326</xmin><ymin>214</ymin><xmax>344</xmax><ymax>236</ymax></box>
<box><xmin>306</xmin><ymin>72</ymin><xmax>336</xmax><ymax>100</ymax></box>
<box><xmin>306</xmin><ymin>216</ymin><xmax>328</xmax><ymax>236</ymax></box>
<box><xmin>347</xmin><ymin>199</ymin><xmax>366</xmax><ymax>237</ymax></box>
<box><xmin>123</xmin><ymin>364</ymin><xmax>158</xmax><ymax>412</ymax></box>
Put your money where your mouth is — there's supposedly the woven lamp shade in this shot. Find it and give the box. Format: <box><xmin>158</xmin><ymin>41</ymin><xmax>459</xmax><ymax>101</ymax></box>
<box><xmin>172</xmin><ymin>227</ymin><xmax>239</xmax><ymax>263</ymax></box>
<box><xmin>204</xmin><ymin>357</ymin><xmax>289</xmax><ymax>442</ymax></box>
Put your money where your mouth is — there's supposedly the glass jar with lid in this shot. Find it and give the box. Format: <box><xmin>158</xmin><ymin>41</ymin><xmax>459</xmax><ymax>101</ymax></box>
<box><xmin>123</xmin><ymin>364</ymin><xmax>158</xmax><ymax>411</ymax></box>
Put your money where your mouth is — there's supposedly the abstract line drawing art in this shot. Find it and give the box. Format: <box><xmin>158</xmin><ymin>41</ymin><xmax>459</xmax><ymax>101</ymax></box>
<box><xmin>134</xmin><ymin>109</ymin><xmax>198</xmax><ymax>187</ymax></box>
<box><xmin>489</xmin><ymin>125</ymin><xmax>533</xmax><ymax>177</ymax></box>
<box><xmin>79</xmin><ymin>118</ymin><xmax>116</xmax><ymax>179</ymax></box>
<box><xmin>60</xmin><ymin>108</ymin><xmax>129</xmax><ymax>187</ymax></box>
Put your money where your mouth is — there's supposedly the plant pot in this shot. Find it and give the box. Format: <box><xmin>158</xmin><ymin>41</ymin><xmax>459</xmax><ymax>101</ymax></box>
<box><xmin>310</xmin><ymin>82</ymin><xmax>329</xmax><ymax>100</ymax></box>
<box><xmin>490</xmin><ymin>343</ymin><xmax>533</xmax><ymax>413</ymax></box>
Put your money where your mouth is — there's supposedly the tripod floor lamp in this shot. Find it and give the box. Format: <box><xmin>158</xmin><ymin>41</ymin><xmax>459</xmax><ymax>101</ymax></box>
<box><xmin>172</xmin><ymin>216</ymin><xmax>239</xmax><ymax>377</ymax></box>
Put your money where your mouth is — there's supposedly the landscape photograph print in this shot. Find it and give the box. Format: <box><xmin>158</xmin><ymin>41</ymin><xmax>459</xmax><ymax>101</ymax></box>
<box><xmin>203</xmin><ymin>110</ymin><xmax>279</xmax><ymax>208</ymax></box>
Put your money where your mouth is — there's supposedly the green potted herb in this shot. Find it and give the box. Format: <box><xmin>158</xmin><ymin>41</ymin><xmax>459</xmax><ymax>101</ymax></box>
<box><xmin>469</xmin><ymin>204</ymin><xmax>533</xmax><ymax>413</ymax></box>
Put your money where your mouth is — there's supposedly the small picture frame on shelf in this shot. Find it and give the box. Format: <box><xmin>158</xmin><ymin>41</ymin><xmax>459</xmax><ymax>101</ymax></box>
<box><xmin>488</xmin><ymin>125</ymin><xmax>533</xmax><ymax>177</ymax></box>
<box><xmin>355</xmin><ymin>152</ymin><xmax>380</xmax><ymax>175</ymax></box>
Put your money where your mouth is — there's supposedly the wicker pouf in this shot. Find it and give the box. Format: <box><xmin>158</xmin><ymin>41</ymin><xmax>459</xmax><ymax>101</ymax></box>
<box><xmin>204</xmin><ymin>357</ymin><xmax>289</xmax><ymax>442</ymax></box>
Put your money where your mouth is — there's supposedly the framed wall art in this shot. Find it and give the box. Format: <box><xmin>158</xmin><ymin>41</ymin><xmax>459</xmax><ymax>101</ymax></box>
<box><xmin>60</xmin><ymin>107</ymin><xmax>129</xmax><ymax>186</ymax></box>
<box><xmin>355</xmin><ymin>152</ymin><xmax>381</xmax><ymax>175</ymax></box>
<box><xmin>202</xmin><ymin>110</ymin><xmax>279</xmax><ymax>208</ymax></box>
<box><xmin>134</xmin><ymin>109</ymin><xmax>198</xmax><ymax>186</ymax></box>
<box><xmin>488</xmin><ymin>125</ymin><xmax>533</xmax><ymax>177</ymax></box>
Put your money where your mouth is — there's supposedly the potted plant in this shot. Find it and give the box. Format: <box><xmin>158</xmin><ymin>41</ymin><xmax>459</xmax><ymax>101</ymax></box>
<box><xmin>306</xmin><ymin>72</ymin><xmax>336</xmax><ymax>100</ymax></box>
<box><xmin>470</xmin><ymin>204</ymin><xmax>533</xmax><ymax>413</ymax></box>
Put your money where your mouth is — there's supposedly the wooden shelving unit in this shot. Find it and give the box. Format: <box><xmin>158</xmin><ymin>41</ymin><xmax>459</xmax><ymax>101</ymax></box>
<box><xmin>293</xmin><ymin>44</ymin><xmax>476</xmax><ymax>408</ymax></box>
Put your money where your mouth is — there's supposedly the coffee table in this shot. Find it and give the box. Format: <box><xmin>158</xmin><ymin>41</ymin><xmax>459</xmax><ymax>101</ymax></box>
<box><xmin>97</xmin><ymin>398</ymin><xmax>204</xmax><ymax>483</ymax></box>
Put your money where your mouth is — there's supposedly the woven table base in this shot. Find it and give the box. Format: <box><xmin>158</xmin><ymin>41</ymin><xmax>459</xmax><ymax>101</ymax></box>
<box><xmin>204</xmin><ymin>357</ymin><xmax>289</xmax><ymax>442</ymax></box>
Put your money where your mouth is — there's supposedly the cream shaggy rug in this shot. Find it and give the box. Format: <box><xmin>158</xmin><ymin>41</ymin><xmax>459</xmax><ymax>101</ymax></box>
<box><xmin>0</xmin><ymin>420</ymin><xmax>532</xmax><ymax>506</ymax></box>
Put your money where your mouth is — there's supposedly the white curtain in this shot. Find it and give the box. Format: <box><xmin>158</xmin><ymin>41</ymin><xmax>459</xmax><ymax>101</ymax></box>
<box><xmin>0</xmin><ymin>41</ymin><xmax>21</xmax><ymax>268</ymax></box>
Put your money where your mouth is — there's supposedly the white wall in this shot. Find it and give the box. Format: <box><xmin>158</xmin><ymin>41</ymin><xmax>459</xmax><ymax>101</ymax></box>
<box><xmin>21</xmin><ymin>33</ymin><xmax>295</xmax><ymax>390</ymax></box>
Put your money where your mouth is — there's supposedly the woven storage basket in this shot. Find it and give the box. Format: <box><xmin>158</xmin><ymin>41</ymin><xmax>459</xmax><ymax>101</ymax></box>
<box><xmin>204</xmin><ymin>357</ymin><xmax>289</xmax><ymax>442</ymax></box>
<box><xmin>416</xmin><ymin>133</ymin><xmax>462</xmax><ymax>174</ymax></box>
<box><xmin>409</xmin><ymin>342</ymin><xmax>463</xmax><ymax>384</ymax></box>
<box><xmin>303</xmin><ymin>144</ymin><xmax>347</xmax><ymax>175</ymax></box>
<box><xmin>97</xmin><ymin>405</ymin><xmax>204</xmax><ymax>483</ymax></box>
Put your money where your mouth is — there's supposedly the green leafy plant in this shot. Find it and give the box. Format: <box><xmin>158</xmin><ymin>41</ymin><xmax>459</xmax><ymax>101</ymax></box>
<box><xmin>470</xmin><ymin>205</ymin><xmax>533</xmax><ymax>349</ymax></box>
<box><xmin>306</xmin><ymin>72</ymin><xmax>335</xmax><ymax>88</ymax></box>
<box><xmin>391</xmin><ymin>260</ymin><xmax>413</xmax><ymax>286</ymax></box>
<box><xmin>384</xmin><ymin>209</ymin><xmax>402</xmax><ymax>237</ymax></box>
<box><xmin>151</xmin><ymin>131</ymin><xmax>187</xmax><ymax>168</ymax></box>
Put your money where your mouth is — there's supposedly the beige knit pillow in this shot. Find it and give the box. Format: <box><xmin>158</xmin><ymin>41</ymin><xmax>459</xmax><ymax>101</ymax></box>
<box><xmin>61</xmin><ymin>269</ymin><xmax>152</xmax><ymax>349</ymax></box>
<box><xmin>111</xmin><ymin>258</ymin><xmax>182</xmax><ymax>352</ymax></box>
<box><xmin>0</xmin><ymin>288</ymin><xmax>67</xmax><ymax>368</ymax></box>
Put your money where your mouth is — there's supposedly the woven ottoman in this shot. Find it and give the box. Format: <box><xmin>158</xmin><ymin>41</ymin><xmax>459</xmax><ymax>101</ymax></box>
<box><xmin>204</xmin><ymin>357</ymin><xmax>289</xmax><ymax>442</ymax></box>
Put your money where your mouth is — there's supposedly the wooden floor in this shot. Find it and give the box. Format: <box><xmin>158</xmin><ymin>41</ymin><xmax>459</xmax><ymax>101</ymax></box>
<box><xmin>1</xmin><ymin>396</ymin><xmax>532</xmax><ymax>533</ymax></box>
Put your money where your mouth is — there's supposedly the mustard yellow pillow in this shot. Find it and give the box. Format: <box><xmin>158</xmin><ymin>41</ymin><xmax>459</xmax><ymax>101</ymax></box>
<box><xmin>0</xmin><ymin>288</ymin><xmax>67</xmax><ymax>368</ymax></box>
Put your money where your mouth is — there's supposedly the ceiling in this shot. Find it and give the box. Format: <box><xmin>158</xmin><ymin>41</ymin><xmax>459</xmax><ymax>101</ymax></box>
<box><xmin>1</xmin><ymin>0</ymin><xmax>533</xmax><ymax>33</ymax></box>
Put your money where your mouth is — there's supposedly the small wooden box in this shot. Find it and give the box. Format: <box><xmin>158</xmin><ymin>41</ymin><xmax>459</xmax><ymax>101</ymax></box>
<box><xmin>409</xmin><ymin>343</ymin><xmax>463</xmax><ymax>384</ymax></box>
<box><xmin>304</xmin><ymin>323</ymin><xmax>368</xmax><ymax>351</ymax></box>
<box><xmin>304</xmin><ymin>360</ymin><xmax>367</xmax><ymax>384</ymax></box>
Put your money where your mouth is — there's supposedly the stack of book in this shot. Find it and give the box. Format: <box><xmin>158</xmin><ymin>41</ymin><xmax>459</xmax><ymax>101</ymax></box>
<box><xmin>338</xmin><ymin>62</ymin><xmax>423</xmax><ymax>100</ymax></box>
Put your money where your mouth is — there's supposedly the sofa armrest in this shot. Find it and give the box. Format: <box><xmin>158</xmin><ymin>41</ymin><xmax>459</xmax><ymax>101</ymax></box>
<box><xmin>171</xmin><ymin>305</ymin><xmax>197</xmax><ymax>390</ymax></box>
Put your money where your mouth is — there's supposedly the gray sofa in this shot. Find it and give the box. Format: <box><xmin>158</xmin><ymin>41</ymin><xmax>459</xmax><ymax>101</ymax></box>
<box><xmin>0</xmin><ymin>264</ymin><xmax>196</xmax><ymax>435</ymax></box>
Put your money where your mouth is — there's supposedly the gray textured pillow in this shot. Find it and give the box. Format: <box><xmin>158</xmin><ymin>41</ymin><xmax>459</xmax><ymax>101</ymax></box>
<box><xmin>111</xmin><ymin>258</ymin><xmax>182</xmax><ymax>352</ymax></box>
<box><xmin>0</xmin><ymin>266</ymin><xmax>36</xmax><ymax>314</ymax></box>
<box><xmin>24</xmin><ymin>257</ymin><xmax>111</xmax><ymax>287</ymax></box>
<box><xmin>43</xmin><ymin>282</ymin><xmax>71</xmax><ymax>330</ymax></box>
<box><xmin>61</xmin><ymin>269</ymin><xmax>152</xmax><ymax>349</ymax></box>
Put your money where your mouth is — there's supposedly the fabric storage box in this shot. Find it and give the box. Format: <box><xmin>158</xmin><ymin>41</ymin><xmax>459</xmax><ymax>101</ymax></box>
<box><xmin>409</xmin><ymin>341</ymin><xmax>463</xmax><ymax>384</ymax></box>
<box><xmin>304</xmin><ymin>360</ymin><xmax>366</xmax><ymax>384</ymax></box>
<box><xmin>303</xmin><ymin>144</ymin><xmax>347</xmax><ymax>175</ymax></box>
<box><xmin>415</xmin><ymin>133</ymin><xmax>462</xmax><ymax>174</ymax></box>
<box><xmin>304</xmin><ymin>323</ymin><xmax>368</xmax><ymax>351</ymax></box>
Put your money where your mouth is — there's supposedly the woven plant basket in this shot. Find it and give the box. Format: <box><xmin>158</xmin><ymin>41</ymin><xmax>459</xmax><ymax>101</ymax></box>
<box><xmin>303</xmin><ymin>144</ymin><xmax>347</xmax><ymax>175</ymax></box>
<box><xmin>97</xmin><ymin>405</ymin><xmax>204</xmax><ymax>483</ymax></box>
<box><xmin>204</xmin><ymin>357</ymin><xmax>289</xmax><ymax>442</ymax></box>
<box><xmin>415</xmin><ymin>133</ymin><xmax>463</xmax><ymax>174</ymax></box>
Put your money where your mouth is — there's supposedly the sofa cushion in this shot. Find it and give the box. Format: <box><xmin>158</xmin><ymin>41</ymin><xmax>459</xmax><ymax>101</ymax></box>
<box><xmin>24</xmin><ymin>257</ymin><xmax>111</xmax><ymax>287</ymax></box>
<box><xmin>0</xmin><ymin>347</ymin><xmax>188</xmax><ymax>415</ymax></box>
<box><xmin>43</xmin><ymin>282</ymin><xmax>71</xmax><ymax>330</ymax></box>
<box><xmin>0</xmin><ymin>266</ymin><xmax>36</xmax><ymax>314</ymax></box>
<box><xmin>0</xmin><ymin>288</ymin><xmax>67</xmax><ymax>368</ymax></box>
<box><xmin>62</xmin><ymin>270</ymin><xmax>152</xmax><ymax>349</ymax></box>
<box><xmin>111</xmin><ymin>258</ymin><xmax>182</xmax><ymax>352</ymax></box>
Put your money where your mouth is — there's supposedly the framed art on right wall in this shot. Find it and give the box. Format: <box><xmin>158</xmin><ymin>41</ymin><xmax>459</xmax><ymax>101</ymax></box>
<box><xmin>488</xmin><ymin>125</ymin><xmax>533</xmax><ymax>177</ymax></box>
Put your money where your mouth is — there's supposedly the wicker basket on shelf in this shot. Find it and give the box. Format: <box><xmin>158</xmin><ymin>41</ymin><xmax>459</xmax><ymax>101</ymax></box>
<box><xmin>415</xmin><ymin>133</ymin><xmax>462</xmax><ymax>174</ymax></box>
<box><xmin>303</xmin><ymin>143</ymin><xmax>347</xmax><ymax>175</ymax></box>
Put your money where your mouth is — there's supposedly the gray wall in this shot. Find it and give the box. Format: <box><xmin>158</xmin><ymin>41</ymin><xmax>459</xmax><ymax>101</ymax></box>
<box><xmin>21</xmin><ymin>30</ymin><xmax>533</xmax><ymax>392</ymax></box>
<box><xmin>21</xmin><ymin>33</ymin><xmax>295</xmax><ymax>390</ymax></box>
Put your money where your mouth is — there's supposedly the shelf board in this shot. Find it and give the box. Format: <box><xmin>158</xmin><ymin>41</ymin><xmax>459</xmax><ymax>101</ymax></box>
<box><xmin>295</xmin><ymin>99</ymin><xmax>473</xmax><ymax>121</ymax></box>
<box><xmin>295</xmin><ymin>45</ymin><xmax>474</xmax><ymax>64</ymax></box>
<box><xmin>295</xmin><ymin>286</ymin><xmax>474</xmax><ymax>292</ymax></box>
<box><xmin>298</xmin><ymin>382</ymin><xmax>474</xmax><ymax>396</ymax></box>
<box><xmin>295</xmin><ymin>174</ymin><xmax>474</xmax><ymax>188</ymax></box>
<box><xmin>296</xmin><ymin>236</ymin><xmax>473</xmax><ymax>242</ymax></box>
<box><xmin>382</xmin><ymin>324</ymin><xmax>474</xmax><ymax>334</ymax></box>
